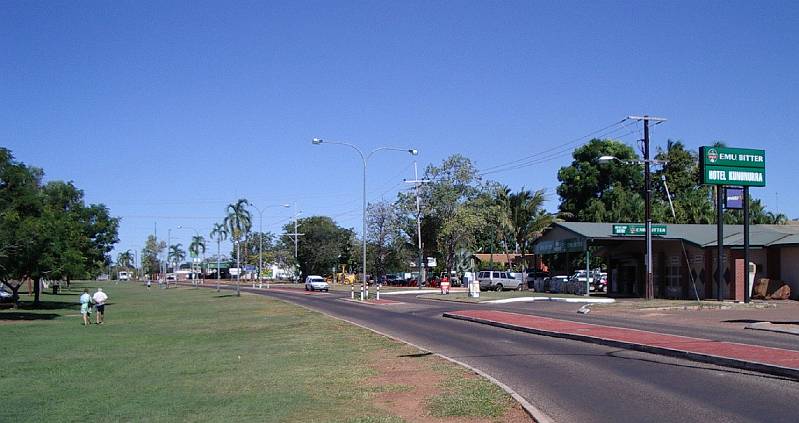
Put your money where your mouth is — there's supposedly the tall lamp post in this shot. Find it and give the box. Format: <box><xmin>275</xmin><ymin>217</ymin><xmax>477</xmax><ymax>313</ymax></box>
<box><xmin>281</xmin><ymin>202</ymin><xmax>303</xmax><ymax>281</ymax></box>
<box><xmin>598</xmin><ymin>118</ymin><xmax>667</xmax><ymax>300</ymax></box>
<box><xmin>249</xmin><ymin>204</ymin><xmax>267</xmax><ymax>289</ymax></box>
<box><xmin>312</xmin><ymin>138</ymin><xmax>418</xmax><ymax>300</ymax></box>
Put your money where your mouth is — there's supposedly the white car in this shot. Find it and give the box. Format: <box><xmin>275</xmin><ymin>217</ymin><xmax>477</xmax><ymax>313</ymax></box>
<box><xmin>304</xmin><ymin>276</ymin><xmax>329</xmax><ymax>292</ymax></box>
<box><xmin>477</xmin><ymin>270</ymin><xmax>523</xmax><ymax>291</ymax></box>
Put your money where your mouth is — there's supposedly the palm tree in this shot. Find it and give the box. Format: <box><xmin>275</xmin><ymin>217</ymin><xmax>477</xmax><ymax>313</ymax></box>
<box><xmin>116</xmin><ymin>250</ymin><xmax>134</xmax><ymax>270</ymax></box>
<box><xmin>210</xmin><ymin>222</ymin><xmax>228</xmax><ymax>292</ymax></box>
<box><xmin>188</xmin><ymin>235</ymin><xmax>206</xmax><ymax>285</ymax></box>
<box><xmin>168</xmin><ymin>243</ymin><xmax>186</xmax><ymax>274</ymax></box>
<box><xmin>225</xmin><ymin>198</ymin><xmax>252</xmax><ymax>296</ymax></box>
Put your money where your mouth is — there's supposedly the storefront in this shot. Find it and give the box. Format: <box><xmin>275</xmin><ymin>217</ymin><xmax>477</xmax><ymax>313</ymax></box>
<box><xmin>533</xmin><ymin>222</ymin><xmax>799</xmax><ymax>300</ymax></box>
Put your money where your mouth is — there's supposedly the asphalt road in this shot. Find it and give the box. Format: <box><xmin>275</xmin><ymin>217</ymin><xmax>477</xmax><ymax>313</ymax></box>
<box><xmin>248</xmin><ymin>287</ymin><xmax>799</xmax><ymax>423</ymax></box>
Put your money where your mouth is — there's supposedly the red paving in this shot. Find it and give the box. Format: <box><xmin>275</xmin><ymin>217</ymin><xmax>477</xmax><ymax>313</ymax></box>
<box><xmin>446</xmin><ymin>310</ymin><xmax>799</xmax><ymax>373</ymax></box>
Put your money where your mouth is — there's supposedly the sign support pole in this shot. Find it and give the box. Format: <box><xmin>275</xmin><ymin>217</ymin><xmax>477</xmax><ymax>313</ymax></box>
<box><xmin>744</xmin><ymin>186</ymin><xmax>750</xmax><ymax>303</ymax></box>
<box><xmin>717</xmin><ymin>187</ymin><xmax>724</xmax><ymax>301</ymax></box>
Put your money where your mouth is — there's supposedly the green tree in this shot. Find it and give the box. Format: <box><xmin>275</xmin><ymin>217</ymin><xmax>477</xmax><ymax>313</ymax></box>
<box><xmin>224</xmin><ymin>198</ymin><xmax>252</xmax><ymax>264</ymax></box>
<box><xmin>189</xmin><ymin>236</ymin><xmax>206</xmax><ymax>259</ymax></box>
<box><xmin>285</xmin><ymin>216</ymin><xmax>353</xmax><ymax>277</ymax></box>
<box><xmin>209</xmin><ymin>223</ymin><xmax>228</xmax><ymax>276</ymax></box>
<box><xmin>367</xmin><ymin>200</ymin><xmax>410</xmax><ymax>278</ymax></box>
<box><xmin>0</xmin><ymin>149</ymin><xmax>119</xmax><ymax>304</ymax></box>
<box><xmin>557</xmin><ymin>139</ymin><xmax>644</xmax><ymax>222</ymax></box>
<box><xmin>141</xmin><ymin>234</ymin><xmax>165</xmax><ymax>277</ymax></box>
<box><xmin>117</xmin><ymin>250</ymin><xmax>134</xmax><ymax>270</ymax></box>
<box><xmin>409</xmin><ymin>154</ymin><xmax>484</xmax><ymax>274</ymax></box>
<box><xmin>168</xmin><ymin>244</ymin><xmax>186</xmax><ymax>270</ymax></box>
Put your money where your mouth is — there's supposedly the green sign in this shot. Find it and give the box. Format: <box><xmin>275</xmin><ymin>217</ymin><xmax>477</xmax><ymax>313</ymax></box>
<box><xmin>612</xmin><ymin>224</ymin><xmax>667</xmax><ymax>236</ymax></box>
<box><xmin>701</xmin><ymin>147</ymin><xmax>765</xmax><ymax>168</ymax></box>
<box><xmin>703</xmin><ymin>166</ymin><xmax>766</xmax><ymax>187</ymax></box>
<box><xmin>700</xmin><ymin>146</ymin><xmax>766</xmax><ymax>187</ymax></box>
<box><xmin>534</xmin><ymin>238</ymin><xmax>585</xmax><ymax>254</ymax></box>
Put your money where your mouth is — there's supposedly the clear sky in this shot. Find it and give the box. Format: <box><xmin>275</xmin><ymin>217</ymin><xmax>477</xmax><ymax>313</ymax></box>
<box><xmin>2</xmin><ymin>1</ymin><xmax>798</xmax><ymax>260</ymax></box>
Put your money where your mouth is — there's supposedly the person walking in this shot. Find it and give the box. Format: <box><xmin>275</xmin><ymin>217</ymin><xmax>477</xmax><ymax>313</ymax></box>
<box><xmin>92</xmin><ymin>287</ymin><xmax>108</xmax><ymax>324</ymax></box>
<box><xmin>79</xmin><ymin>288</ymin><xmax>92</xmax><ymax>326</ymax></box>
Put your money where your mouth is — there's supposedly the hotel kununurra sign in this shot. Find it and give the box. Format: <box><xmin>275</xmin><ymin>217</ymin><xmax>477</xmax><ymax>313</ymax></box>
<box><xmin>699</xmin><ymin>146</ymin><xmax>766</xmax><ymax>187</ymax></box>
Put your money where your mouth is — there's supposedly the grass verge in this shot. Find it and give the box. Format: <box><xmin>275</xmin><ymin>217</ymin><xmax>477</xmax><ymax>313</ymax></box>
<box><xmin>1</xmin><ymin>281</ymin><xmax>524</xmax><ymax>422</ymax></box>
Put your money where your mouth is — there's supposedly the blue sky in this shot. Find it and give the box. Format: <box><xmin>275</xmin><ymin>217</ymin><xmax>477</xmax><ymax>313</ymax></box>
<box><xmin>2</xmin><ymin>1</ymin><xmax>798</xmax><ymax>259</ymax></box>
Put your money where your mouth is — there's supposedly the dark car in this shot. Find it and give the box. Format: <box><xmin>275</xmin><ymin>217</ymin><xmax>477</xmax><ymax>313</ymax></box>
<box><xmin>526</xmin><ymin>271</ymin><xmax>551</xmax><ymax>291</ymax></box>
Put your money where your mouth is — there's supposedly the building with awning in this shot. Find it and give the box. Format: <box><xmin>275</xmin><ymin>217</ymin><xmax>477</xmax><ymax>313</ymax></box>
<box><xmin>532</xmin><ymin>222</ymin><xmax>799</xmax><ymax>299</ymax></box>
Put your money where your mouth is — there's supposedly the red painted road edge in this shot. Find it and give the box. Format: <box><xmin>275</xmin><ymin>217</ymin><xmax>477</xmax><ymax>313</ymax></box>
<box><xmin>443</xmin><ymin>309</ymin><xmax>799</xmax><ymax>380</ymax></box>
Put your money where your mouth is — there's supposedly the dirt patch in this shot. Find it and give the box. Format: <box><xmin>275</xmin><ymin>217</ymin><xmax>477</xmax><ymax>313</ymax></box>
<box><xmin>367</xmin><ymin>350</ymin><xmax>532</xmax><ymax>422</ymax></box>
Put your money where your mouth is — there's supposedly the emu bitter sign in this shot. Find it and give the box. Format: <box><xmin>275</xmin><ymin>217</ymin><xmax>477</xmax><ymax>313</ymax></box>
<box><xmin>699</xmin><ymin>146</ymin><xmax>766</xmax><ymax>187</ymax></box>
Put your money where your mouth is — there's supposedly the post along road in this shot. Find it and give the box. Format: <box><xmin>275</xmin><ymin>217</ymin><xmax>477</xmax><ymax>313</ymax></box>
<box><xmin>246</xmin><ymin>287</ymin><xmax>799</xmax><ymax>423</ymax></box>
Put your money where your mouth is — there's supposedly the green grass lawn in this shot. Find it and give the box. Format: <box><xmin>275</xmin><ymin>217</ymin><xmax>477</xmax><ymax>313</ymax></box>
<box><xmin>1</xmin><ymin>281</ymin><xmax>521</xmax><ymax>422</ymax></box>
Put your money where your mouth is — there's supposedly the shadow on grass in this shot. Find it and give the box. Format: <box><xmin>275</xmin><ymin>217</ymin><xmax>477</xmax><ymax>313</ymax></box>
<box><xmin>14</xmin><ymin>300</ymin><xmax>77</xmax><ymax>310</ymax></box>
<box><xmin>398</xmin><ymin>352</ymin><xmax>433</xmax><ymax>358</ymax></box>
<box><xmin>0</xmin><ymin>312</ymin><xmax>60</xmax><ymax>321</ymax></box>
<box><xmin>215</xmin><ymin>294</ymin><xmax>237</xmax><ymax>298</ymax></box>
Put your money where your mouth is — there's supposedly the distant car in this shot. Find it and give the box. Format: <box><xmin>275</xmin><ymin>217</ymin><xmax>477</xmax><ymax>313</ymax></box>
<box><xmin>97</xmin><ymin>274</ymin><xmax>110</xmax><ymax>281</ymax></box>
<box><xmin>166</xmin><ymin>274</ymin><xmax>176</xmax><ymax>281</ymax></box>
<box><xmin>477</xmin><ymin>270</ymin><xmax>522</xmax><ymax>291</ymax></box>
<box><xmin>0</xmin><ymin>287</ymin><xmax>13</xmax><ymax>303</ymax></box>
<box><xmin>382</xmin><ymin>274</ymin><xmax>403</xmax><ymax>286</ymax></box>
<box><xmin>547</xmin><ymin>276</ymin><xmax>570</xmax><ymax>293</ymax></box>
<box><xmin>526</xmin><ymin>271</ymin><xmax>551</xmax><ymax>291</ymax></box>
<box><xmin>304</xmin><ymin>275</ymin><xmax>329</xmax><ymax>292</ymax></box>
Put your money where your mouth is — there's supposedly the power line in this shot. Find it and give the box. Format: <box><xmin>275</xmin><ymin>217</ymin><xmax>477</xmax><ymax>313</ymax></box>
<box><xmin>477</xmin><ymin>120</ymin><xmax>639</xmax><ymax>177</ymax></box>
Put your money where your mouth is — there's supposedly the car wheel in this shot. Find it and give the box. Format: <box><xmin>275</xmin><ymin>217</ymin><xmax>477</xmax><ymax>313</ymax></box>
<box><xmin>516</xmin><ymin>284</ymin><xmax>524</xmax><ymax>291</ymax></box>
<box><xmin>495</xmin><ymin>284</ymin><xmax>503</xmax><ymax>292</ymax></box>
<box><xmin>305</xmin><ymin>286</ymin><xmax>309</xmax><ymax>291</ymax></box>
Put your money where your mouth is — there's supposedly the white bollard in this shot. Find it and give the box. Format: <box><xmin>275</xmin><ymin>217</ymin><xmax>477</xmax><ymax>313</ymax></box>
<box><xmin>360</xmin><ymin>284</ymin><xmax>364</xmax><ymax>301</ymax></box>
<box><xmin>351</xmin><ymin>284</ymin><xmax>354</xmax><ymax>300</ymax></box>
<box><xmin>377</xmin><ymin>284</ymin><xmax>380</xmax><ymax>301</ymax></box>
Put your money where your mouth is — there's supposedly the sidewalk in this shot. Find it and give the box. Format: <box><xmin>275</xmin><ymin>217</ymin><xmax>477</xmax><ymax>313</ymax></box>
<box><xmin>444</xmin><ymin>309</ymin><xmax>799</xmax><ymax>379</ymax></box>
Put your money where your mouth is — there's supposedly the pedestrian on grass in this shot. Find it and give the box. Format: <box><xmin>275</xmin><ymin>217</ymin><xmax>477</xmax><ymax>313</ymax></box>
<box><xmin>146</xmin><ymin>279</ymin><xmax>151</xmax><ymax>290</ymax></box>
<box><xmin>79</xmin><ymin>289</ymin><xmax>92</xmax><ymax>326</ymax></box>
<box><xmin>92</xmin><ymin>287</ymin><xmax>108</xmax><ymax>324</ymax></box>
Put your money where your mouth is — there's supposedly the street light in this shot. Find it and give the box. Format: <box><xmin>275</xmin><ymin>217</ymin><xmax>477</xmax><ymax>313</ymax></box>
<box><xmin>234</xmin><ymin>240</ymin><xmax>241</xmax><ymax>297</ymax></box>
<box><xmin>598</xmin><ymin>154</ymin><xmax>667</xmax><ymax>300</ymax></box>
<box><xmin>312</xmin><ymin>137</ymin><xmax>418</xmax><ymax>300</ymax></box>
<box><xmin>281</xmin><ymin>203</ymin><xmax>303</xmax><ymax>280</ymax></box>
<box><xmin>249</xmin><ymin>204</ymin><xmax>267</xmax><ymax>289</ymax></box>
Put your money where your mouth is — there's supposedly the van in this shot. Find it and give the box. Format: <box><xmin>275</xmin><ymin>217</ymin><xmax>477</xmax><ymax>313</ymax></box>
<box><xmin>477</xmin><ymin>270</ymin><xmax>522</xmax><ymax>291</ymax></box>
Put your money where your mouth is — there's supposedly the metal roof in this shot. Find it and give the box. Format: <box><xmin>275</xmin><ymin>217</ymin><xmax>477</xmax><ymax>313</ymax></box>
<box><xmin>550</xmin><ymin>222</ymin><xmax>799</xmax><ymax>248</ymax></box>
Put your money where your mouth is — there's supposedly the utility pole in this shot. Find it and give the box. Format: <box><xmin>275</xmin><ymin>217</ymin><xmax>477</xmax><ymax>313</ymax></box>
<box><xmin>282</xmin><ymin>203</ymin><xmax>304</xmax><ymax>282</ymax></box>
<box><xmin>404</xmin><ymin>161</ymin><xmax>431</xmax><ymax>290</ymax></box>
<box><xmin>628</xmin><ymin>115</ymin><xmax>666</xmax><ymax>300</ymax></box>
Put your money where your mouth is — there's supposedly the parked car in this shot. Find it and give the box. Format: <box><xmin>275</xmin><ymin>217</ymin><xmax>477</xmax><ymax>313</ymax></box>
<box><xmin>304</xmin><ymin>275</ymin><xmax>329</xmax><ymax>292</ymax></box>
<box><xmin>477</xmin><ymin>270</ymin><xmax>522</xmax><ymax>291</ymax></box>
<box><xmin>594</xmin><ymin>272</ymin><xmax>608</xmax><ymax>292</ymax></box>
<box><xmin>547</xmin><ymin>275</ymin><xmax>570</xmax><ymax>293</ymax></box>
<box><xmin>0</xmin><ymin>287</ymin><xmax>13</xmax><ymax>303</ymax></box>
<box><xmin>526</xmin><ymin>271</ymin><xmax>551</xmax><ymax>291</ymax></box>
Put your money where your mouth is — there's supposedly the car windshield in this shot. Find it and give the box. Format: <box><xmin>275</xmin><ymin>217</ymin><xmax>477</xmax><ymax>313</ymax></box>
<box><xmin>310</xmin><ymin>278</ymin><xmax>324</xmax><ymax>282</ymax></box>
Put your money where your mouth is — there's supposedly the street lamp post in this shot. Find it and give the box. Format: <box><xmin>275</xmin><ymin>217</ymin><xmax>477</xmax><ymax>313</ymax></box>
<box><xmin>249</xmin><ymin>204</ymin><xmax>267</xmax><ymax>289</ymax></box>
<box><xmin>598</xmin><ymin>116</ymin><xmax>667</xmax><ymax>301</ymax></box>
<box><xmin>235</xmin><ymin>240</ymin><xmax>241</xmax><ymax>297</ymax></box>
<box><xmin>312</xmin><ymin>138</ymin><xmax>418</xmax><ymax>301</ymax></box>
<box><xmin>281</xmin><ymin>203</ymin><xmax>303</xmax><ymax>283</ymax></box>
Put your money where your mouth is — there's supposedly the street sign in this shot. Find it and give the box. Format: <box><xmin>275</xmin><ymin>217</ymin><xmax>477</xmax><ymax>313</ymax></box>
<box><xmin>426</xmin><ymin>257</ymin><xmax>437</xmax><ymax>267</ymax></box>
<box><xmin>700</xmin><ymin>147</ymin><xmax>766</xmax><ymax>187</ymax></box>
<box><xmin>612</xmin><ymin>224</ymin><xmax>667</xmax><ymax>236</ymax></box>
<box><xmin>725</xmin><ymin>187</ymin><xmax>744</xmax><ymax>209</ymax></box>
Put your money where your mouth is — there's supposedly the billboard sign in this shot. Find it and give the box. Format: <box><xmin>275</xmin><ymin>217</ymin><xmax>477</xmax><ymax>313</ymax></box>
<box><xmin>700</xmin><ymin>147</ymin><xmax>766</xmax><ymax>187</ymax></box>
